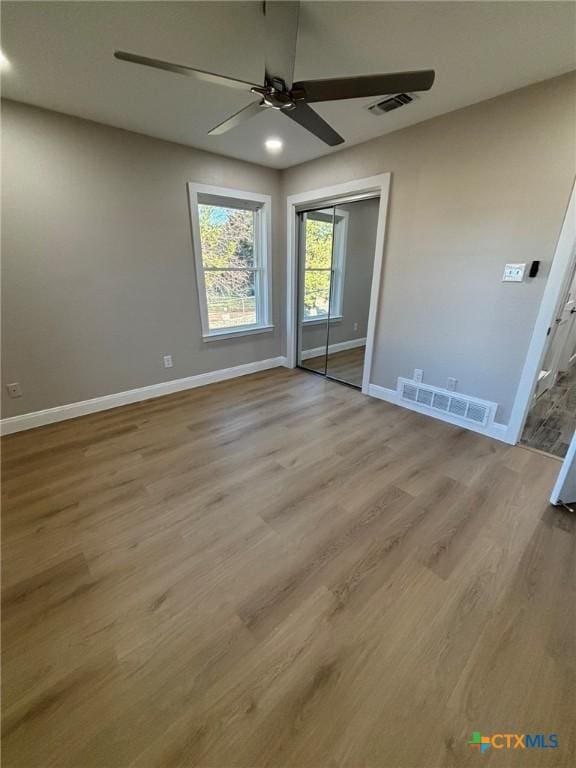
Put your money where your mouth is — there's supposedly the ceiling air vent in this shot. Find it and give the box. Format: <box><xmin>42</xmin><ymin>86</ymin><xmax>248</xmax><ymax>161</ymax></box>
<box><xmin>367</xmin><ymin>93</ymin><xmax>414</xmax><ymax>116</ymax></box>
<box><xmin>397</xmin><ymin>378</ymin><xmax>497</xmax><ymax>428</ymax></box>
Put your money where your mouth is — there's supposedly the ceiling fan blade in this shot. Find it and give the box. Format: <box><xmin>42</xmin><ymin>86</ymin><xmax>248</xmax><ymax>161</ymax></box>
<box><xmin>208</xmin><ymin>101</ymin><xmax>268</xmax><ymax>136</ymax></box>
<box><xmin>282</xmin><ymin>103</ymin><xmax>344</xmax><ymax>146</ymax></box>
<box><xmin>114</xmin><ymin>51</ymin><xmax>259</xmax><ymax>92</ymax></box>
<box><xmin>293</xmin><ymin>70</ymin><xmax>436</xmax><ymax>102</ymax></box>
<box><xmin>263</xmin><ymin>1</ymin><xmax>300</xmax><ymax>88</ymax></box>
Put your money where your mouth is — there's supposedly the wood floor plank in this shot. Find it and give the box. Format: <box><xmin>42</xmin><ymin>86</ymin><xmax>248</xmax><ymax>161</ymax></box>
<box><xmin>2</xmin><ymin>368</ymin><xmax>574</xmax><ymax>767</ymax></box>
<box><xmin>520</xmin><ymin>364</ymin><xmax>576</xmax><ymax>459</ymax></box>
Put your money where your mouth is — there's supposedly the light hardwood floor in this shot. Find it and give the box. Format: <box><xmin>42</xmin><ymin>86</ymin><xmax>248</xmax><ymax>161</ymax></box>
<box><xmin>2</xmin><ymin>368</ymin><xmax>574</xmax><ymax>767</ymax></box>
<box><xmin>301</xmin><ymin>346</ymin><xmax>365</xmax><ymax>388</ymax></box>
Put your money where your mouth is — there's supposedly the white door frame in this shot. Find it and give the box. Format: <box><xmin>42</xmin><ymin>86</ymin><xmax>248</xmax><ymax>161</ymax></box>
<box><xmin>507</xmin><ymin>179</ymin><xmax>576</xmax><ymax>444</ymax></box>
<box><xmin>551</xmin><ymin>428</ymin><xmax>576</xmax><ymax>505</ymax></box>
<box><xmin>285</xmin><ymin>173</ymin><xmax>391</xmax><ymax>394</ymax></box>
<box><xmin>536</xmin><ymin>296</ymin><xmax>576</xmax><ymax>398</ymax></box>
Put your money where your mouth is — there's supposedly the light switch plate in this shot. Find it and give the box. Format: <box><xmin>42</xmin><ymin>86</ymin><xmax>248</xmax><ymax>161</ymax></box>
<box><xmin>502</xmin><ymin>263</ymin><xmax>526</xmax><ymax>282</ymax></box>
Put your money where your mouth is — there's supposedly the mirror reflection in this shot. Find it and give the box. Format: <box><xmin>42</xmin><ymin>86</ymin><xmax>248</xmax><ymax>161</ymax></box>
<box><xmin>297</xmin><ymin>197</ymin><xmax>379</xmax><ymax>389</ymax></box>
<box><xmin>297</xmin><ymin>207</ymin><xmax>334</xmax><ymax>376</ymax></box>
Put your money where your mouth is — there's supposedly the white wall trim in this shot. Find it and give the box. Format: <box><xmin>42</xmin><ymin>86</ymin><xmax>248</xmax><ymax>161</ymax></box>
<box><xmin>1</xmin><ymin>356</ymin><xmax>288</xmax><ymax>436</ymax></box>
<box><xmin>368</xmin><ymin>384</ymin><xmax>512</xmax><ymax>443</ymax></box>
<box><xmin>361</xmin><ymin>181</ymin><xmax>391</xmax><ymax>395</ymax></box>
<box><xmin>507</xmin><ymin>178</ymin><xmax>576</xmax><ymax>444</ymax></box>
<box><xmin>301</xmin><ymin>337</ymin><xmax>366</xmax><ymax>360</ymax></box>
<box><xmin>550</xmin><ymin>428</ymin><xmax>576</xmax><ymax>504</ymax></box>
<box><xmin>285</xmin><ymin>173</ymin><xmax>392</xmax><ymax>398</ymax></box>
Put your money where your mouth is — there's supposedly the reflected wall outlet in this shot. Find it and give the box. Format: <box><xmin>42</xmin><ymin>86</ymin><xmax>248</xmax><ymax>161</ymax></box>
<box><xmin>163</xmin><ymin>355</ymin><xmax>173</xmax><ymax>369</ymax></box>
<box><xmin>447</xmin><ymin>377</ymin><xmax>458</xmax><ymax>391</ymax></box>
<box><xmin>6</xmin><ymin>382</ymin><xmax>23</xmax><ymax>398</ymax></box>
<box><xmin>414</xmin><ymin>369</ymin><xmax>423</xmax><ymax>383</ymax></box>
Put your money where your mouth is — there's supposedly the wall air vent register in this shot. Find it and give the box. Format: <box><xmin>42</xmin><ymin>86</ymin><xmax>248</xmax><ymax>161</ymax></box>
<box><xmin>397</xmin><ymin>378</ymin><xmax>497</xmax><ymax>427</ymax></box>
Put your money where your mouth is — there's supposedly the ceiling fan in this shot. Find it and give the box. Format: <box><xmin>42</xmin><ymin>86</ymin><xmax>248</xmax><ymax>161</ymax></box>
<box><xmin>114</xmin><ymin>1</ymin><xmax>435</xmax><ymax>147</ymax></box>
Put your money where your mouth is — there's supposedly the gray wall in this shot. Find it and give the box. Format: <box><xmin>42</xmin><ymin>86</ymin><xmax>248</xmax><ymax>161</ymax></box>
<box><xmin>284</xmin><ymin>72</ymin><xmax>576</xmax><ymax>423</ymax></box>
<box><xmin>3</xmin><ymin>72</ymin><xmax>576</xmax><ymax>425</ymax></box>
<box><xmin>1</xmin><ymin>100</ymin><xmax>283</xmax><ymax>417</ymax></box>
<box><xmin>301</xmin><ymin>198</ymin><xmax>379</xmax><ymax>353</ymax></box>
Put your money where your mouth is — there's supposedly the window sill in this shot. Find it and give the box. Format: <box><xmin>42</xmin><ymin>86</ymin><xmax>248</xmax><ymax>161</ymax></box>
<box><xmin>202</xmin><ymin>324</ymin><xmax>275</xmax><ymax>342</ymax></box>
<box><xmin>302</xmin><ymin>315</ymin><xmax>343</xmax><ymax>326</ymax></box>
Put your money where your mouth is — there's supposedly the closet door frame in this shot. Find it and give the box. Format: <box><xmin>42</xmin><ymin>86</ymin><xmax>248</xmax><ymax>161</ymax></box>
<box><xmin>286</xmin><ymin>174</ymin><xmax>391</xmax><ymax>394</ymax></box>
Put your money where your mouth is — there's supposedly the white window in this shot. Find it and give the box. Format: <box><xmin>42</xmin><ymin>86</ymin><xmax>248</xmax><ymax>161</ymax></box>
<box><xmin>187</xmin><ymin>184</ymin><xmax>273</xmax><ymax>340</ymax></box>
<box><xmin>302</xmin><ymin>208</ymin><xmax>348</xmax><ymax>324</ymax></box>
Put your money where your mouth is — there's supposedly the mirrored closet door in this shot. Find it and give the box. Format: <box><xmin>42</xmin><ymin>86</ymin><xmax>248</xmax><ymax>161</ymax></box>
<box><xmin>296</xmin><ymin>197</ymin><xmax>379</xmax><ymax>389</ymax></box>
<box><xmin>297</xmin><ymin>207</ymin><xmax>334</xmax><ymax>377</ymax></box>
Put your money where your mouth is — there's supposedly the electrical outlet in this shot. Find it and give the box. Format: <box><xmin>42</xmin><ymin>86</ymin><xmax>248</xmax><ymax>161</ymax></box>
<box><xmin>353</xmin><ymin>322</ymin><xmax>359</xmax><ymax>332</ymax></box>
<box><xmin>447</xmin><ymin>377</ymin><xmax>458</xmax><ymax>391</ymax></box>
<box><xmin>6</xmin><ymin>382</ymin><xmax>23</xmax><ymax>398</ymax></box>
<box><xmin>163</xmin><ymin>355</ymin><xmax>173</xmax><ymax>369</ymax></box>
<box><xmin>414</xmin><ymin>369</ymin><xmax>423</xmax><ymax>383</ymax></box>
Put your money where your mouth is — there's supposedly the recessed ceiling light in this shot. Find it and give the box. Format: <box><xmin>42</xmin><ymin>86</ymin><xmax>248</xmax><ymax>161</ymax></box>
<box><xmin>265</xmin><ymin>138</ymin><xmax>283</xmax><ymax>153</ymax></box>
<box><xmin>0</xmin><ymin>50</ymin><xmax>10</xmax><ymax>70</ymax></box>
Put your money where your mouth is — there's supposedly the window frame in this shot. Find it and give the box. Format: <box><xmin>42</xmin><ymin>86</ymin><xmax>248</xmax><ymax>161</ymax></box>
<box><xmin>301</xmin><ymin>207</ymin><xmax>349</xmax><ymax>325</ymax></box>
<box><xmin>187</xmin><ymin>183</ymin><xmax>273</xmax><ymax>341</ymax></box>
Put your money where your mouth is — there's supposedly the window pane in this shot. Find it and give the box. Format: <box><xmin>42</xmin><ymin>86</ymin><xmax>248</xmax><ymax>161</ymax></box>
<box><xmin>305</xmin><ymin>217</ymin><xmax>333</xmax><ymax>269</ymax></box>
<box><xmin>199</xmin><ymin>204</ymin><xmax>255</xmax><ymax>269</ymax></box>
<box><xmin>304</xmin><ymin>269</ymin><xmax>331</xmax><ymax>319</ymax></box>
<box><xmin>204</xmin><ymin>269</ymin><xmax>256</xmax><ymax>329</ymax></box>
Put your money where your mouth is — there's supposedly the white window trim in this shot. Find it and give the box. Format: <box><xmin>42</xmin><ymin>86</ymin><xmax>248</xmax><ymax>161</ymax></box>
<box><xmin>301</xmin><ymin>208</ymin><xmax>349</xmax><ymax>324</ymax></box>
<box><xmin>187</xmin><ymin>182</ymin><xmax>273</xmax><ymax>340</ymax></box>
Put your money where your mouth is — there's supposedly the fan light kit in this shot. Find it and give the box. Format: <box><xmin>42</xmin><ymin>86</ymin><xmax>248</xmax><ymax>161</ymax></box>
<box><xmin>265</xmin><ymin>138</ymin><xmax>283</xmax><ymax>153</ymax></box>
<box><xmin>114</xmin><ymin>2</ymin><xmax>435</xmax><ymax>148</ymax></box>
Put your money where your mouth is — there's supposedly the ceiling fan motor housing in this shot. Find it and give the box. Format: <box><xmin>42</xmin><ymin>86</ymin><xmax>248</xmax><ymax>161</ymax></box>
<box><xmin>114</xmin><ymin>1</ymin><xmax>434</xmax><ymax>146</ymax></box>
<box><xmin>252</xmin><ymin>82</ymin><xmax>296</xmax><ymax>110</ymax></box>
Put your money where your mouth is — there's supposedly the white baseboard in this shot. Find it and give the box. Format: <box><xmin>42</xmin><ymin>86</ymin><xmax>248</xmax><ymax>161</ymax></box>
<box><xmin>1</xmin><ymin>356</ymin><xmax>288</xmax><ymax>436</ymax></box>
<box><xmin>367</xmin><ymin>383</ymin><xmax>512</xmax><ymax>444</ymax></box>
<box><xmin>301</xmin><ymin>337</ymin><xmax>366</xmax><ymax>361</ymax></box>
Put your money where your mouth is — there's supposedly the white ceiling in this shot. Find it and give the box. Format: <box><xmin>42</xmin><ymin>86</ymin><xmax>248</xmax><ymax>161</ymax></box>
<box><xmin>2</xmin><ymin>1</ymin><xmax>575</xmax><ymax>169</ymax></box>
